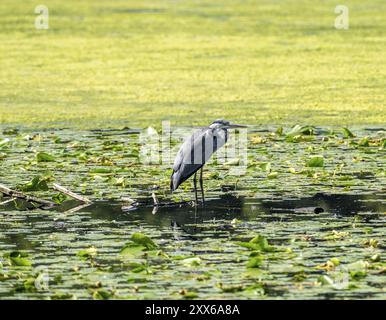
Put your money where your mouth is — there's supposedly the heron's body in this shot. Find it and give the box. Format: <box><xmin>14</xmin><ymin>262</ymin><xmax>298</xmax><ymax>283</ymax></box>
<box><xmin>170</xmin><ymin>120</ymin><xmax>245</xmax><ymax>205</ymax></box>
<box><xmin>170</xmin><ymin>125</ymin><xmax>227</xmax><ymax>191</ymax></box>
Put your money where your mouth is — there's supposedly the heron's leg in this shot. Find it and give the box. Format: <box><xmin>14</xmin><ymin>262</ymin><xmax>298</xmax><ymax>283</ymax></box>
<box><xmin>193</xmin><ymin>172</ymin><xmax>198</xmax><ymax>205</ymax></box>
<box><xmin>199</xmin><ymin>167</ymin><xmax>205</xmax><ymax>206</ymax></box>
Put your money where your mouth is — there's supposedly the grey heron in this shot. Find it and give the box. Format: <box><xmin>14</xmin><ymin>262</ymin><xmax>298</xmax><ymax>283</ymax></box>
<box><xmin>170</xmin><ymin>119</ymin><xmax>246</xmax><ymax>205</ymax></box>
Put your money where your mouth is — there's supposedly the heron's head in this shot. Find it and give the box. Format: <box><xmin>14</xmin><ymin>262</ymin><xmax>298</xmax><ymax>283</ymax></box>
<box><xmin>209</xmin><ymin>119</ymin><xmax>247</xmax><ymax>130</ymax></box>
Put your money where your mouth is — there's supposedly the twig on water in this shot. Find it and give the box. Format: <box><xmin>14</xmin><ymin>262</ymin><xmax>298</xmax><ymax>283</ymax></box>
<box><xmin>151</xmin><ymin>185</ymin><xmax>160</xmax><ymax>214</ymax></box>
<box><xmin>0</xmin><ymin>198</ymin><xmax>16</xmax><ymax>206</ymax></box>
<box><xmin>152</xmin><ymin>205</ymin><xmax>159</xmax><ymax>215</ymax></box>
<box><xmin>122</xmin><ymin>199</ymin><xmax>192</xmax><ymax>212</ymax></box>
<box><xmin>52</xmin><ymin>183</ymin><xmax>91</xmax><ymax>203</ymax></box>
<box><xmin>64</xmin><ymin>202</ymin><xmax>92</xmax><ymax>214</ymax></box>
<box><xmin>152</xmin><ymin>192</ymin><xmax>159</xmax><ymax>206</ymax></box>
<box><xmin>0</xmin><ymin>183</ymin><xmax>56</xmax><ymax>208</ymax></box>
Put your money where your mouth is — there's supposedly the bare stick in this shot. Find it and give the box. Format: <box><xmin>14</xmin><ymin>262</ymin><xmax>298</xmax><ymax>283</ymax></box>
<box><xmin>122</xmin><ymin>200</ymin><xmax>192</xmax><ymax>212</ymax></box>
<box><xmin>152</xmin><ymin>192</ymin><xmax>159</xmax><ymax>206</ymax></box>
<box><xmin>52</xmin><ymin>183</ymin><xmax>91</xmax><ymax>203</ymax></box>
<box><xmin>0</xmin><ymin>183</ymin><xmax>56</xmax><ymax>207</ymax></box>
<box><xmin>151</xmin><ymin>184</ymin><xmax>160</xmax><ymax>211</ymax></box>
<box><xmin>152</xmin><ymin>205</ymin><xmax>159</xmax><ymax>215</ymax></box>
<box><xmin>121</xmin><ymin>205</ymin><xmax>137</xmax><ymax>212</ymax></box>
<box><xmin>0</xmin><ymin>198</ymin><xmax>16</xmax><ymax>206</ymax></box>
<box><xmin>64</xmin><ymin>202</ymin><xmax>92</xmax><ymax>214</ymax></box>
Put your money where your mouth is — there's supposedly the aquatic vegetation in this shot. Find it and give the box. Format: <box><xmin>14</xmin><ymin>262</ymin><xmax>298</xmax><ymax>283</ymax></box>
<box><xmin>0</xmin><ymin>125</ymin><xmax>384</xmax><ymax>299</ymax></box>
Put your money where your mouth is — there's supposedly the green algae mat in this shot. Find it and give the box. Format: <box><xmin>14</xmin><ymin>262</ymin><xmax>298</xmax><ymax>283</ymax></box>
<box><xmin>0</xmin><ymin>125</ymin><xmax>385</xmax><ymax>299</ymax></box>
<box><xmin>1</xmin><ymin>0</ymin><xmax>386</xmax><ymax>128</ymax></box>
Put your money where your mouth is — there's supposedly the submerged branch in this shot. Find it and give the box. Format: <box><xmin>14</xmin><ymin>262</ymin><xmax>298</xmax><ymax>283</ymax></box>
<box><xmin>0</xmin><ymin>198</ymin><xmax>16</xmax><ymax>206</ymax></box>
<box><xmin>151</xmin><ymin>192</ymin><xmax>159</xmax><ymax>206</ymax></box>
<box><xmin>52</xmin><ymin>183</ymin><xmax>92</xmax><ymax>203</ymax></box>
<box><xmin>64</xmin><ymin>202</ymin><xmax>92</xmax><ymax>214</ymax></box>
<box><xmin>0</xmin><ymin>183</ymin><xmax>56</xmax><ymax>208</ymax></box>
<box><xmin>122</xmin><ymin>199</ymin><xmax>193</xmax><ymax>212</ymax></box>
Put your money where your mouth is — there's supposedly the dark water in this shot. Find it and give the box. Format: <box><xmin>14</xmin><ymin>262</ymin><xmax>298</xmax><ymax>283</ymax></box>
<box><xmin>1</xmin><ymin>194</ymin><xmax>385</xmax><ymax>299</ymax></box>
<box><xmin>4</xmin><ymin>192</ymin><xmax>385</xmax><ymax>231</ymax></box>
<box><xmin>72</xmin><ymin>192</ymin><xmax>386</xmax><ymax>222</ymax></box>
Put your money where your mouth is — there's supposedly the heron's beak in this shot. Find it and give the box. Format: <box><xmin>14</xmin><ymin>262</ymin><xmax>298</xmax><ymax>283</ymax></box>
<box><xmin>226</xmin><ymin>124</ymin><xmax>247</xmax><ymax>129</ymax></box>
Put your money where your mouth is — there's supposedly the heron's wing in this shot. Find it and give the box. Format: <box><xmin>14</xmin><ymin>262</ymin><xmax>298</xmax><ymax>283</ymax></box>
<box><xmin>171</xmin><ymin>128</ymin><xmax>207</xmax><ymax>191</ymax></box>
<box><xmin>171</xmin><ymin>127</ymin><xmax>227</xmax><ymax>191</ymax></box>
<box><xmin>172</xmin><ymin>128</ymin><xmax>207</xmax><ymax>171</ymax></box>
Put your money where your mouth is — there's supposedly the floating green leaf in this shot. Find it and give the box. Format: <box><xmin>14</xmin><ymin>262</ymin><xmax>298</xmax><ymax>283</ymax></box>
<box><xmin>181</xmin><ymin>257</ymin><xmax>201</xmax><ymax>266</ymax></box>
<box><xmin>18</xmin><ymin>176</ymin><xmax>49</xmax><ymax>192</ymax></box>
<box><xmin>342</xmin><ymin>127</ymin><xmax>355</xmax><ymax>138</ymax></box>
<box><xmin>236</xmin><ymin>235</ymin><xmax>275</xmax><ymax>252</ymax></box>
<box><xmin>36</xmin><ymin>152</ymin><xmax>55</xmax><ymax>162</ymax></box>
<box><xmin>267</xmin><ymin>171</ymin><xmax>278</xmax><ymax>179</ymax></box>
<box><xmin>89</xmin><ymin>168</ymin><xmax>113</xmax><ymax>174</ymax></box>
<box><xmin>246</xmin><ymin>253</ymin><xmax>264</xmax><ymax>268</ymax></box>
<box><xmin>128</xmin><ymin>262</ymin><xmax>152</xmax><ymax>274</ymax></box>
<box><xmin>130</xmin><ymin>233</ymin><xmax>158</xmax><ymax>250</ymax></box>
<box><xmin>92</xmin><ymin>289</ymin><xmax>114</xmax><ymax>300</ymax></box>
<box><xmin>306</xmin><ymin>156</ymin><xmax>324</xmax><ymax>167</ymax></box>
<box><xmin>181</xmin><ymin>290</ymin><xmax>199</xmax><ymax>299</ymax></box>
<box><xmin>52</xmin><ymin>192</ymin><xmax>67</xmax><ymax>204</ymax></box>
<box><xmin>6</xmin><ymin>251</ymin><xmax>32</xmax><ymax>267</ymax></box>
<box><xmin>119</xmin><ymin>243</ymin><xmax>144</xmax><ymax>256</ymax></box>
<box><xmin>77</xmin><ymin>247</ymin><xmax>97</xmax><ymax>260</ymax></box>
<box><xmin>358</xmin><ymin>137</ymin><xmax>369</xmax><ymax>147</ymax></box>
<box><xmin>259</xmin><ymin>162</ymin><xmax>271</xmax><ymax>172</ymax></box>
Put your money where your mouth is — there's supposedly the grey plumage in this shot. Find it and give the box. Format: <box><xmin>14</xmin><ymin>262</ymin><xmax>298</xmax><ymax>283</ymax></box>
<box><xmin>170</xmin><ymin>120</ymin><xmax>244</xmax><ymax>193</ymax></box>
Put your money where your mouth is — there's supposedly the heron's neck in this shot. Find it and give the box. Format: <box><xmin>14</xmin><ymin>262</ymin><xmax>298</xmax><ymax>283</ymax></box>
<box><xmin>212</xmin><ymin>127</ymin><xmax>228</xmax><ymax>143</ymax></box>
<box><xmin>224</xmin><ymin>128</ymin><xmax>228</xmax><ymax>142</ymax></box>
